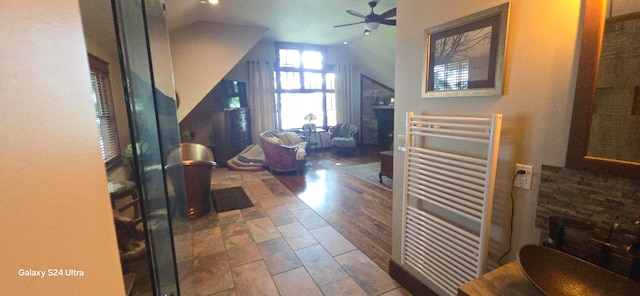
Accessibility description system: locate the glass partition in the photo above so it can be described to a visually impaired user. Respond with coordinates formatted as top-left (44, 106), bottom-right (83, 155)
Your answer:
top-left (112, 0), bottom-right (183, 294)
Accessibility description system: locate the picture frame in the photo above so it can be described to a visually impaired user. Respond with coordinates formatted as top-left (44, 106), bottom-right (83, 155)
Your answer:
top-left (422, 2), bottom-right (510, 98)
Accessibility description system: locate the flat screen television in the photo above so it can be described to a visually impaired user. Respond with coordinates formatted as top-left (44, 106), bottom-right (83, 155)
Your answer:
top-left (221, 80), bottom-right (247, 109)
top-left (206, 79), bottom-right (248, 110)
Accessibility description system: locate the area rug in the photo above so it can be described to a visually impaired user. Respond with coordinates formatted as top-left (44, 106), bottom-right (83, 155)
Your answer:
top-left (340, 162), bottom-right (392, 191)
top-left (211, 186), bottom-right (254, 212)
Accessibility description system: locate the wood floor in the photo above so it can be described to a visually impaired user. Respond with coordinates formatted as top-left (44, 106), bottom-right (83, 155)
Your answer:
top-left (273, 146), bottom-right (395, 272)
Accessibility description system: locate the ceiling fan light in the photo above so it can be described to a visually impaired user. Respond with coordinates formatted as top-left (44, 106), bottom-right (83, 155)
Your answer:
top-left (365, 21), bottom-right (379, 30)
top-left (363, 29), bottom-right (372, 36)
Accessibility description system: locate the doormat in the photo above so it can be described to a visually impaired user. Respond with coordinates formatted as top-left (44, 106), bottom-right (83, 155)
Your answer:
top-left (211, 186), bottom-right (254, 212)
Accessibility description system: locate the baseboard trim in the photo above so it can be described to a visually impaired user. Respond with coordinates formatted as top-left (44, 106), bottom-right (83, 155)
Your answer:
top-left (388, 259), bottom-right (439, 296)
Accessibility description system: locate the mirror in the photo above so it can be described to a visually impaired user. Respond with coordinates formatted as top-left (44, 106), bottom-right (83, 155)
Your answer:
top-left (566, 0), bottom-right (640, 178)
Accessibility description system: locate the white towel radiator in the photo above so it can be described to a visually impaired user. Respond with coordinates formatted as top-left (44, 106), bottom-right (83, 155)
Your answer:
top-left (400, 113), bottom-right (502, 295)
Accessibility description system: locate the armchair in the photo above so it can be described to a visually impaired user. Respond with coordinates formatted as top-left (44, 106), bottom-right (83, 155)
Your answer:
top-left (329, 123), bottom-right (359, 154)
top-left (259, 130), bottom-right (307, 173)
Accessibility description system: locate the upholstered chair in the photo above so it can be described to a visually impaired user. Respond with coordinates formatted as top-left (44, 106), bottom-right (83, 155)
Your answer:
top-left (259, 130), bottom-right (307, 173)
top-left (329, 123), bottom-right (359, 154)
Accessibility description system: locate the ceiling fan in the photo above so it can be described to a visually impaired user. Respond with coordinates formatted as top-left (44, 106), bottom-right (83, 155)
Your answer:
top-left (334, 1), bottom-right (397, 34)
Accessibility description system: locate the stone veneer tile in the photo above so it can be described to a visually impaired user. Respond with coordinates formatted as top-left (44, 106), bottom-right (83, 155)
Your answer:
top-left (254, 193), bottom-right (283, 209)
top-left (193, 227), bottom-right (225, 257)
top-left (257, 237), bottom-right (302, 275)
top-left (231, 261), bottom-right (279, 296)
top-left (277, 222), bottom-right (318, 250)
top-left (224, 233), bottom-right (262, 267)
top-left (177, 252), bottom-right (233, 296)
top-left (173, 233), bottom-right (193, 263)
top-left (536, 165), bottom-right (640, 276)
top-left (537, 165), bottom-right (640, 234)
top-left (264, 205), bottom-right (298, 226)
top-left (292, 208), bottom-right (330, 230)
top-left (295, 244), bottom-right (349, 286)
top-left (241, 178), bottom-right (263, 194)
top-left (335, 250), bottom-right (399, 295)
top-left (240, 202), bottom-right (268, 221)
top-left (310, 226), bottom-right (357, 256)
top-left (246, 217), bottom-right (282, 243)
top-left (278, 195), bottom-right (309, 212)
top-left (218, 211), bottom-right (250, 238)
top-left (187, 209), bottom-right (219, 233)
top-left (262, 177), bottom-right (292, 196)
top-left (380, 287), bottom-right (414, 296)
top-left (272, 267), bottom-right (324, 296)
top-left (245, 180), bottom-right (272, 196)
top-left (320, 277), bottom-right (367, 296)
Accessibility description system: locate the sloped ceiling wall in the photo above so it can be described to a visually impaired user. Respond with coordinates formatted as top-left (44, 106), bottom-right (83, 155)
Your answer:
top-left (170, 21), bottom-right (268, 121)
top-left (344, 28), bottom-right (396, 89)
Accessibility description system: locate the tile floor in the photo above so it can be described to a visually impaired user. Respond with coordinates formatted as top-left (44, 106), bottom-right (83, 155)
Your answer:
top-left (172, 168), bottom-right (410, 296)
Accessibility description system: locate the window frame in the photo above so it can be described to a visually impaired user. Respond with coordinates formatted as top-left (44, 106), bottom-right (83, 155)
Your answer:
top-left (274, 42), bottom-right (334, 130)
top-left (88, 54), bottom-right (121, 166)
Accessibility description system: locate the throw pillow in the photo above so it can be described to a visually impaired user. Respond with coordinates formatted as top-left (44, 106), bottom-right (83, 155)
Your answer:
top-left (266, 136), bottom-right (282, 145)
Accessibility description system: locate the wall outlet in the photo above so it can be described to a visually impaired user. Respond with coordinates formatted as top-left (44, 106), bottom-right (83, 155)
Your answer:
top-left (397, 134), bottom-right (406, 151)
top-left (514, 164), bottom-right (533, 190)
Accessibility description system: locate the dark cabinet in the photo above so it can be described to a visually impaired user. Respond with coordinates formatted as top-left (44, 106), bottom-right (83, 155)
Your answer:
top-left (211, 108), bottom-right (252, 165)
top-left (207, 80), bottom-right (252, 165)
top-left (379, 150), bottom-right (393, 182)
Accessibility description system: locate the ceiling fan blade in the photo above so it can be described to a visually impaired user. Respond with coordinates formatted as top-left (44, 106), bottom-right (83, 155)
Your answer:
top-left (334, 21), bottom-right (366, 28)
top-left (379, 7), bottom-right (397, 19)
top-left (379, 19), bottom-right (396, 26)
top-left (346, 9), bottom-right (366, 19)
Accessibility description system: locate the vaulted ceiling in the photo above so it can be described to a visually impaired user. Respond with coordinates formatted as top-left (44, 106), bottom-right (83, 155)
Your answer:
top-left (165, 0), bottom-right (397, 46)
top-left (165, 0), bottom-right (398, 118)
top-left (80, 0), bottom-right (397, 85)
top-left (80, 0), bottom-right (398, 119)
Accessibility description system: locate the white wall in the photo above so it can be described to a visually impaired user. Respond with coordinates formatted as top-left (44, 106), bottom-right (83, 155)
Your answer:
top-left (343, 27), bottom-right (396, 88)
top-left (170, 21), bottom-right (268, 121)
top-left (0, 1), bottom-right (124, 294)
top-left (392, 0), bottom-right (582, 274)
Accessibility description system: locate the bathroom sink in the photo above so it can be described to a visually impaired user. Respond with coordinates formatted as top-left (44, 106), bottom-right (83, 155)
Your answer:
top-left (518, 244), bottom-right (640, 296)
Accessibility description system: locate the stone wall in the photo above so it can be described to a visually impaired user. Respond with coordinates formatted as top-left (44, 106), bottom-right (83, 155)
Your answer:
top-left (361, 75), bottom-right (394, 146)
top-left (587, 16), bottom-right (640, 162)
top-left (537, 164), bottom-right (640, 278)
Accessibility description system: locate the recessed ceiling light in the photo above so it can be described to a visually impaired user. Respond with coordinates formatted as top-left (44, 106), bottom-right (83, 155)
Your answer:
top-left (343, 41), bottom-right (349, 45)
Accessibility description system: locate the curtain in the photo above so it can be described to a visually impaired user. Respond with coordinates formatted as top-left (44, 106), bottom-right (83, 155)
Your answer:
top-left (334, 64), bottom-right (355, 125)
top-left (247, 61), bottom-right (276, 144)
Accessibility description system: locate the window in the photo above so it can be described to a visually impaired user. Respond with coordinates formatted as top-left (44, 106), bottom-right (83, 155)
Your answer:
top-left (88, 54), bottom-right (120, 164)
top-left (275, 43), bottom-right (335, 130)
top-left (433, 60), bottom-right (470, 91)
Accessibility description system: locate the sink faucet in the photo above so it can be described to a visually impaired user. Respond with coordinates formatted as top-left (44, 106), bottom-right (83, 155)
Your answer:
top-left (592, 220), bottom-right (640, 282)
top-left (544, 215), bottom-right (593, 250)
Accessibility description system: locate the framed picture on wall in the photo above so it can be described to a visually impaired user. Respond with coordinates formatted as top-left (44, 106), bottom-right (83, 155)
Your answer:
top-left (422, 2), bottom-right (510, 98)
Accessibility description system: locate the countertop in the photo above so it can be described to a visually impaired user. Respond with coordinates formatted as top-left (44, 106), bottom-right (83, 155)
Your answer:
top-left (458, 262), bottom-right (543, 296)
